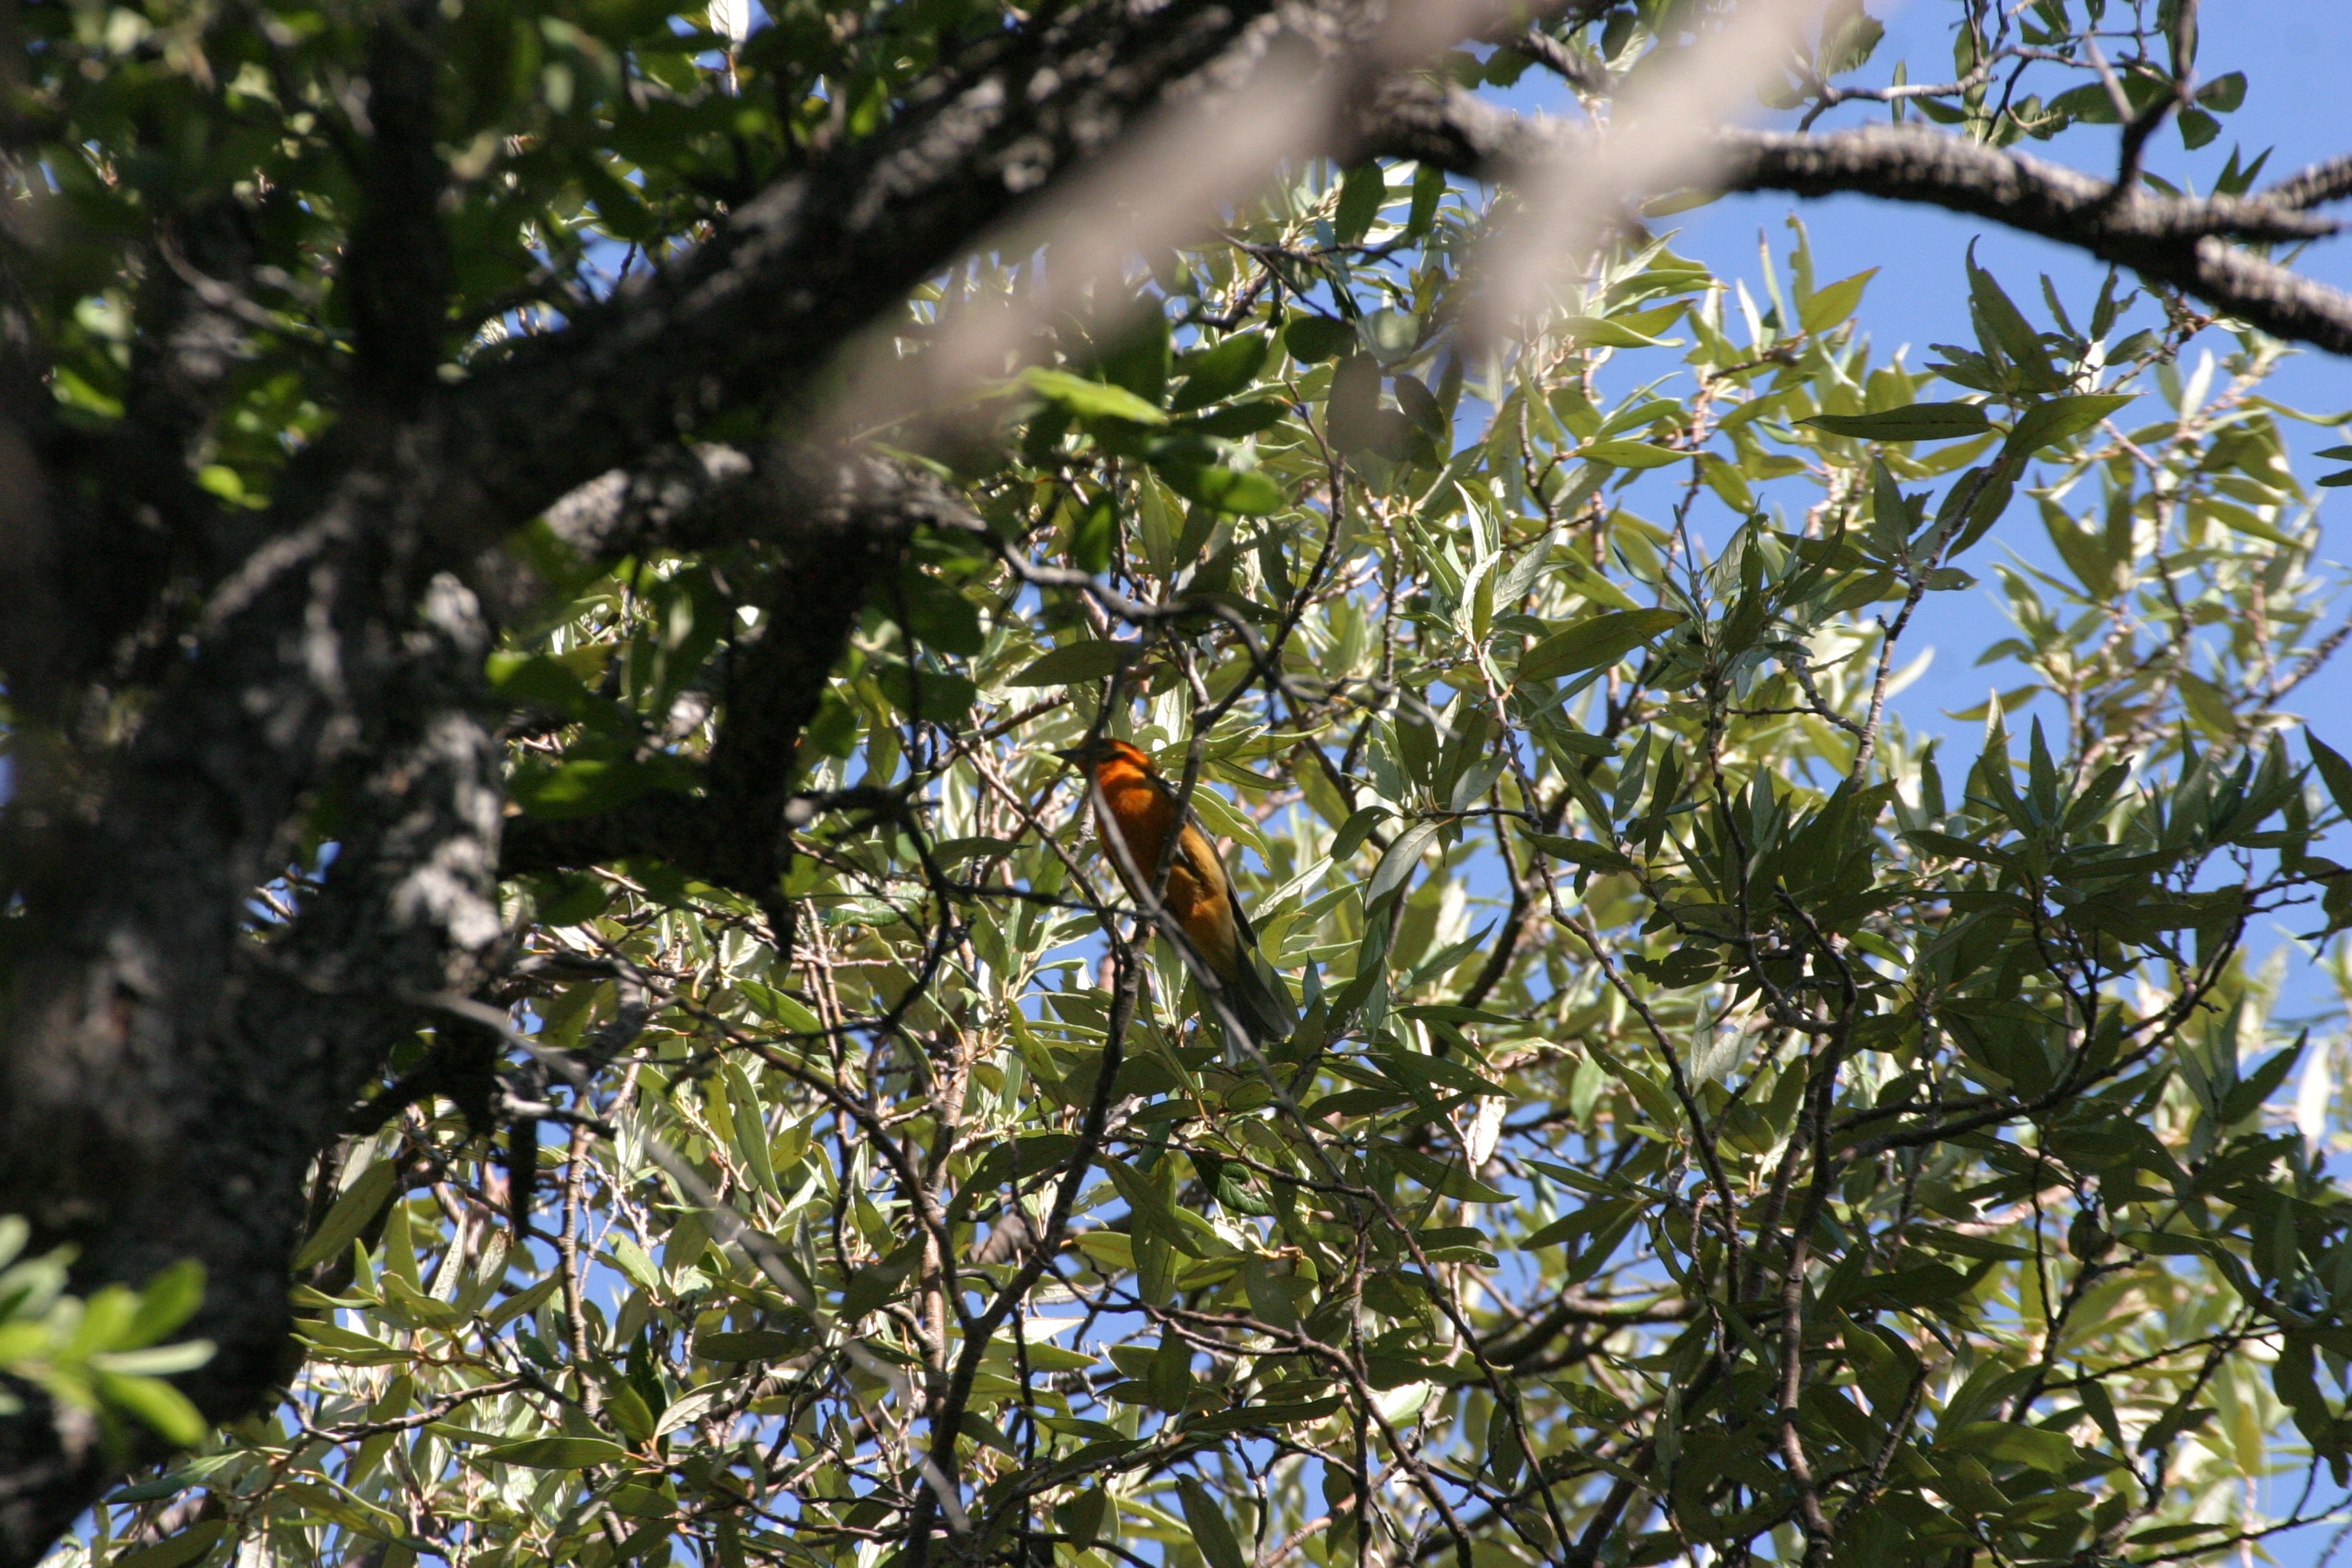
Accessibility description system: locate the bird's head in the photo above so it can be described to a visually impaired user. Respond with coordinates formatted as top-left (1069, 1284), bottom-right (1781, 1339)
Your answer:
top-left (1051, 737), bottom-right (1155, 774)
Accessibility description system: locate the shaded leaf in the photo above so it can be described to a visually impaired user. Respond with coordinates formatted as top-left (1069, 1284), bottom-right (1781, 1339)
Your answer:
top-left (1517, 610), bottom-right (1686, 685)
top-left (1011, 642), bottom-right (1138, 688)
top-left (1802, 403), bottom-right (1992, 441)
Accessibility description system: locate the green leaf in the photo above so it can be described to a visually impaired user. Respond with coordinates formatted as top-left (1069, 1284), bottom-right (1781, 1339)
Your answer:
top-left (295, 1320), bottom-right (410, 1366)
top-left (292, 1159), bottom-right (400, 1273)
top-left (877, 665), bottom-right (979, 724)
top-left (1021, 368), bottom-right (1167, 426)
top-left (1178, 1479), bottom-right (1250, 1568)
top-left (1393, 374), bottom-right (1446, 442)
top-left (1396, 1003), bottom-right (1522, 1027)
top-left (487, 652), bottom-right (594, 717)
top-left (1069, 491), bottom-right (1116, 573)
top-left (1371, 1047), bottom-right (1505, 1099)
top-left (95, 1371), bottom-right (210, 1446)
top-left (1965, 247), bottom-right (2066, 390)
top-left (898, 570), bottom-right (985, 655)
top-left (606, 1236), bottom-right (662, 1292)
top-left (1326, 355), bottom-right (1385, 455)
top-left (695, 1330), bottom-right (809, 1362)
top-left (2006, 392), bottom-right (2133, 455)
top-left (1517, 610), bottom-right (1686, 685)
top-left (1334, 162), bottom-right (1385, 246)
top-left (1170, 332), bottom-right (1271, 412)
top-left (1096, 312), bottom-right (1171, 406)
top-left (1524, 832), bottom-right (1634, 873)
top-left (1010, 641), bottom-right (1138, 688)
top-left (528, 871), bottom-right (614, 927)
top-left (1802, 402), bottom-right (1991, 441)
top-left (841, 1251), bottom-right (917, 1319)
top-left (510, 754), bottom-right (698, 821)
top-left (126, 1260), bottom-right (206, 1347)
top-left (1697, 452), bottom-right (1754, 511)
top-left (2130, 1525), bottom-right (2230, 1547)
top-left (1331, 806), bottom-right (1390, 862)
top-left (1285, 315), bottom-right (1354, 364)
top-left (90, 1341), bottom-right (216, 1378)
top-left (596, 1382), bottom-right (652, 1446)
top-left (1576, 439), bottom-right (1681, 469)
top-left (1798, 268), bottom-right (1876, 335)
top-left (482, 1436), bottom-right (632, 1468)
top-left (1184, 1394), bottom-right (1345, 1432)
top-left (2197, 498), bottom-right (2298, 548)
top-left (109, 1521), bottom-right (226, 1568)
top-left (1560, 315), bottom-right (1673, 349)
top-left (2221, 1034), bottom-right (2305, 1124)
top-left (2195, 71), bottom-right (2246, 111)
top-left (1184, 399), bottom-right (1289, 438)
top-left (1158, 461), bottom-right (1285, 515)
top-left (1521, 1197), bottom-right (1629, 1251)
top-left (1102, 1160), bottom-right (1220, 1259)
top-left (1901, 828), bottom-right (2011, 867)
top-left (1938, 1422), bottom-right (2078, 1473)
top-left (739, 981), bottom-right (825, 1032)
top-left (1367, 821), bottom-right (1442, 903)
top-left (2312, 737), bottom-right (2352, 820)
top-left (1408, 162), bottom-right (1445, 235)
top-left (1387, 1144), bottom-right (1510, 1202)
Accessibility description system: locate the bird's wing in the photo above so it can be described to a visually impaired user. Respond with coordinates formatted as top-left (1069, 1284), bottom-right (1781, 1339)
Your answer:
top-left (1224, 869), bottom-right (1259, 949)
top-left (1225, 936), bottom-right (1298, 1043)
top-left (1142, 768), bottom-right (1260, 949)
top-left (1135, 774), bottom-right (1295, 1044)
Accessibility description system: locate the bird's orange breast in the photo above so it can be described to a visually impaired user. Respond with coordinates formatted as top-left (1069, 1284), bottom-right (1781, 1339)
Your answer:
top-left (1091, 764), bottom-right (1177, 883)
top-left (1087, 762), bottom-right (1242, 976)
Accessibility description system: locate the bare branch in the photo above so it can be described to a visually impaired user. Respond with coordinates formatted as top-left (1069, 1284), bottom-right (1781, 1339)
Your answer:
top-left (2265, 153), bottom-right (2352, 211)
top-left (1358, 88), bottom-right (2352, 354)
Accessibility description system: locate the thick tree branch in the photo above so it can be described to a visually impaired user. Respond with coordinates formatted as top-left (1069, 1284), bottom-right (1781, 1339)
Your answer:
top-left (1720, 126), bottom-right (2352, 353)
top-left (1710, 123), bottom-right (2342, 243)
top-left (344, 0), bottom-right (450, 404)
top-left (1500, 24), bottom-right (1607, 96)
top-left (541, 443), bottom-right (762, 558)
top-left (0, 196), bottom-right (247, 729)
top-left (0, 577), bottom-right (504, 1563)
top-left (1358, 86), bottom-right (2352, 354)
top-left (504, 452), bottom-right (968, 908)
top-left (2265, 153), bottom-right (2352, 212)
top-left (354, 0), bottom-right (1306, 566)
top-left (446, 0), bottom-right (1501, 720)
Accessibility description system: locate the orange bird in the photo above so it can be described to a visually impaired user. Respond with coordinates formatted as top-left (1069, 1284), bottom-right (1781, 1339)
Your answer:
top-left (1054, 737), bottom-right (1298, 1045)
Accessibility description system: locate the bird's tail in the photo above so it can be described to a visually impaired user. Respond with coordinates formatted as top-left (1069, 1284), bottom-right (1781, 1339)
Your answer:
top-left (1211, 948), bottom-right (1298, 1049)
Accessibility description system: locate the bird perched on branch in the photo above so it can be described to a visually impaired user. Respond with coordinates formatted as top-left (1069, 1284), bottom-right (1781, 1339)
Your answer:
top-left (1053, 737), bottom-right (1298, 1047)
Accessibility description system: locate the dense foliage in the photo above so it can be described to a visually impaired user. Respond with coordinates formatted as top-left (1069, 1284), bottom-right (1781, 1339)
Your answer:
top-left (13, 2), bottom-right (2352, 1567)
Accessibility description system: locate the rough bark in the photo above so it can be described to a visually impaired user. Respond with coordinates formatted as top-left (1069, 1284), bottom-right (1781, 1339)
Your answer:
top-left (0, 573), bottom-right (503, 1561)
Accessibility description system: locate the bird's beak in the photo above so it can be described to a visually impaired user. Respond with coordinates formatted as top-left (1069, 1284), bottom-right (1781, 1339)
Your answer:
top-left (1050, 746), bottom-right (1084, 765)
